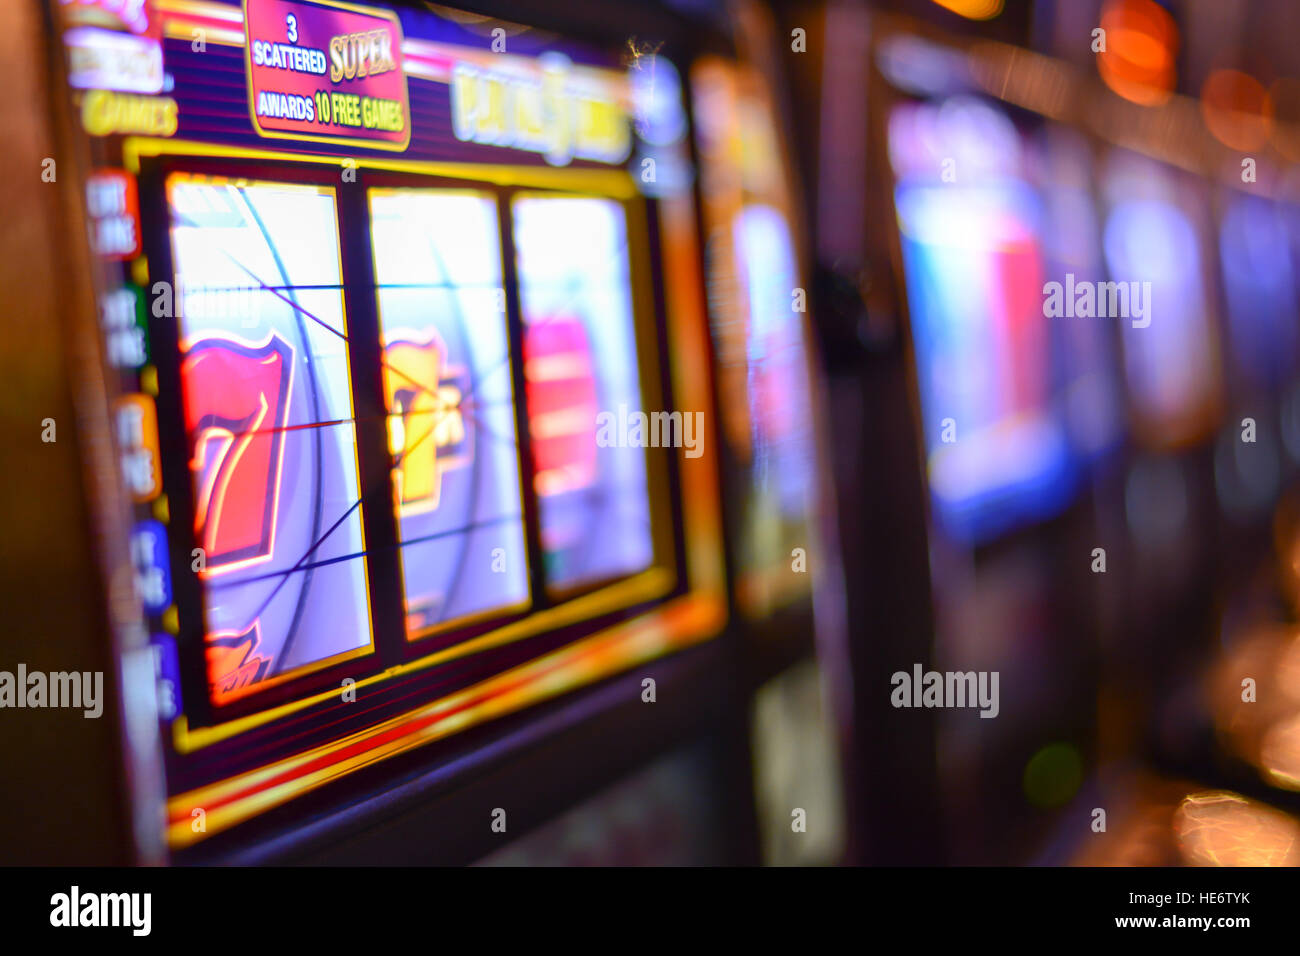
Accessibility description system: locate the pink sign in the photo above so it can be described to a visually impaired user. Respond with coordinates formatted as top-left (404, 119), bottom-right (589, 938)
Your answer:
top-left (244, 0), bottom-right (409, 151)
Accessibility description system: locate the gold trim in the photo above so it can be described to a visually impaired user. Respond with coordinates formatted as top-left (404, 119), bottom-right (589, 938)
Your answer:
top-left (366, 184), bottom-right (535, 644)
top-left (173, 566), bottom-right (674, 752)
top-left (123, 137), bottom-right (639, 197)
top-left (162, 23), bottom-right (244, 46)
top-left (138, 140), bottom-right (667, 750)
top-left (133, 136), bottom-right (729, 850)
top-left (153, 0), bottom-right (245, 22)
top-left (164, 172), bottom-right (379, 705)
top-left (168, 588), bottom-right (725, 847)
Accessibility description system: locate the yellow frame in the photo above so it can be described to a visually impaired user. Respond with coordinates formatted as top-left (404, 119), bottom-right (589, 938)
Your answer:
top-left (123, 137), bottom-right (639, 197)
top-left (508, 188), bottom-right (676, 603)
top-left (366, 185), bottom-right (535, 643)
top-left (123, 135), bottom-right (727, 850)
top-left (135, 137), bottom-right (678, 749)
top-left (167, 584), bottom-right (724, 848)
top-left (164, 172), bottom-right (378, 703)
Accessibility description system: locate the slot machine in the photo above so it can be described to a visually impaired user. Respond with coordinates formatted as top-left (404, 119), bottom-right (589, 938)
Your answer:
top-left (690, 0), bottom-right (852, 865)
top-left (0, 0), bottom-right (849, 865)
top-left (853, 20), bottom-right (1115, 863)
top-left (857, 0), bottom-right (1300, 866)
top-left (856, 10), bottom-right (1300, 862)
top-left (1073, 152), bottom-right (1300, 863)
top-left (1145, 149), bottom-right (1300, 846)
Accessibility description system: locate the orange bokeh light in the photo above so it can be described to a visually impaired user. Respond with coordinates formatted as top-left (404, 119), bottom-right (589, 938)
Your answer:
top-left (1269, 78), bottom-right (1300, 160)
top-left (1173, 790), bottom-right (1300, 866)
top-left (1096, 0), bottom-right (1178, 106)
top-left (932, 0), bottom-right (1004, 20)
top-left (1200, 69), bottom-right (1273, 151)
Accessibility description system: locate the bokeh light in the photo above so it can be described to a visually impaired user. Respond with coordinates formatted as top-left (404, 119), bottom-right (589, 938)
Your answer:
top-left (1096, 0), bottom-right (1178, 107)
top-left (932, 0), bottom-right (1004, 21)
top-left (1023, 743), bottom-right (1085, 808)
top-left (1173, 790), bottom-right (1300, 866)
top-left (1200, 69), bottom-right (1273, 151)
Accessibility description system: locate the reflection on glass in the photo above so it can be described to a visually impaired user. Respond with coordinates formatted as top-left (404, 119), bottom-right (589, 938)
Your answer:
top-left (735, 204), bottom-right (815, 527)
top-left (370, 189), bottom-right (531, 637)
top-left (167, 174), bottom-right (371, 704)
top-left (513, 196), bottom-right (654, 592)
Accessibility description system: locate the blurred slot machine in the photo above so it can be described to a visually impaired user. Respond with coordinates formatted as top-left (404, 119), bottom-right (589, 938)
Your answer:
top-left (1215, 187), bottom-right (1300, 510)
top-left (1070, 9), bottom-right (1300, 812)
top-left (1266, 177), bottom-right (1300, 621)
top-left (1208, 171), bottom-right (1300, 606)
top-left (1089, 149), bottom-right (1231, 735)
top-left (845, 1), bottom-right (1300, 867)
top-left (12, 0), bottom-right (848, 865)
top-left (870, 27), bottom-right (1127, 864)
top-left (691, 0), bottom-right (850, 866)
top-left (1089, 14), bottom-right (1300, 866)
top-left (1059, 0), bottom-right (1300, 864)
top-left (876, 2), bottom-right (1300, 864)
top-left (1153, 160), bottom-right (1300, 835)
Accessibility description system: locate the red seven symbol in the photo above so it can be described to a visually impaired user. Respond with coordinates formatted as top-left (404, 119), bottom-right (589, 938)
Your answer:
top-left (181, 332), bottom-right (294, 576)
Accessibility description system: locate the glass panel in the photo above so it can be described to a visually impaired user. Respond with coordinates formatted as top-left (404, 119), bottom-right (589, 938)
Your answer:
top-left (369, 188), bottom-right (530, 638)
top-left (513, 196), bottom-right (655, 592)
top-left (166, 174), bottom-right (372, 704)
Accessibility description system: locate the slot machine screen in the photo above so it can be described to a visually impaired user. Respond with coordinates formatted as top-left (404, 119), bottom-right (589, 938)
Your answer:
top-left (1099, 150), bottom-right (1223, 448)
top-left (368, 188), bottom-right (531, 637)
top-left (167, 175), bottom-right (374, 701)
top-left (888, 96), bottom-right (1077, 545)
top-left (1213, 190), bottom-right (1299, 516)
top-left (692, 54), bottom-right (821, 616)
top-left (1218, 193), bottom-right (1299, 393)
top-left (513, 195), bottom-right (656, 592)
top-left (57, 0), bottom-right (729, 855)
top-left (1030, 126), bottom-right (1123, 465)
